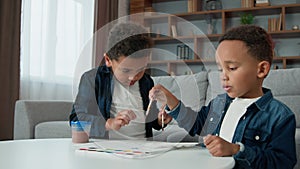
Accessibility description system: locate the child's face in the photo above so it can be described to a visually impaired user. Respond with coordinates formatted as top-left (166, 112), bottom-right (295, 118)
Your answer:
top-left (105, 54), bottom-right (149, 86)
top-left (215, 40), bottom-right (266, 98)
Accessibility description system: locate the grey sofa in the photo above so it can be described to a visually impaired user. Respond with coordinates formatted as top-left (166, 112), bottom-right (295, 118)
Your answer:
top-left (14, 68), bottom-right (300, 168)
top-left (14, 100), bottom-right (73, 139)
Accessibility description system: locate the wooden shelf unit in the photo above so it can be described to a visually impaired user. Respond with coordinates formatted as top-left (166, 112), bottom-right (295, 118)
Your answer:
top-left (130, 1), bottom-right (300, 76)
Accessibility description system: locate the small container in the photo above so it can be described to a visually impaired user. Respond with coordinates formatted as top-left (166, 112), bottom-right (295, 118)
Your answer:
top-left (71, 121), bottom-right (91, 143)
top-left (292, 25), bottom-right (299, 30)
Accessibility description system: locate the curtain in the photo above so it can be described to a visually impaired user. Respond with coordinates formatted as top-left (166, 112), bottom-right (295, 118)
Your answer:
top-left (94, 0), bottom-right (119, 66)
top-left (118, 0), bottom-right (130, 19)
top-left (20, 0), bottom-right (95, 100)
top-left (95, 0), bottom-right (118, 30)
top-left (0, 0), bottom-right (21, 140)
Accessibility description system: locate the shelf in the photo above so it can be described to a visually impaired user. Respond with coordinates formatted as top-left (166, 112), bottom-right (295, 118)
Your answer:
top-left (144, 14), bottom-right (169, 20)
top-left (285, 4), bottom-right (300, 13)
top-left (149, 59), bottom-right (216, 64)
top-left (152, 0), bottom-right (182, 3)
top-left (175, 10), bottom-right (223, 20)
top-left (224, 7), bottom-right (282, 18)
top-left (150, 56), bottom-right (300, 64)
top-left (144, 4), bottom-right (300, 20)
top-left (270, 30), bottom-right (300, 38)
top-left (152, 34), bottom-right (222, 42)
top-left (148, 56), bottom-right (300, 73)
top-left (152, 36), bottom-right (194, 43)
top-left (274, 56), bottom-right (300, 60)
top-left (152, 30), bottom-right (300, 41)
top-left (273, 56), bottom-right (300, 69)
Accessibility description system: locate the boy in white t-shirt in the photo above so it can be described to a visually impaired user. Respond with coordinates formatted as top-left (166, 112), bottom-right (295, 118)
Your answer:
top-left (149, 25), bottom-right (297, 168)
top-left (70, 22), bottom-right (167, 140)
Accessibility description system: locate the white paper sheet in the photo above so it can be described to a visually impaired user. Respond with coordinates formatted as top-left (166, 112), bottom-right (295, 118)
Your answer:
top-left (77, 140), bottom-right (200, 159)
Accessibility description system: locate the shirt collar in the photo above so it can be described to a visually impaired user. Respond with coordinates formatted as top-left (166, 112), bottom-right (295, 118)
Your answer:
top-left (225, 88), bottom-right (273, 112)
top-left (249, 88), bottom-right (273, 111)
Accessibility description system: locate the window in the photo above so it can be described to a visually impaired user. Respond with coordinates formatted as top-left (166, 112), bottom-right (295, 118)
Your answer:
top-left (21, 0), bottom-right (95, 100)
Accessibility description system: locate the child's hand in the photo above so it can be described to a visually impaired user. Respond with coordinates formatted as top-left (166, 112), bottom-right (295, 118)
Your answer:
top-left (149, 84), bottom-right (179, 110)
top-left (105, 110), bottom-right (136, 130)
top-left (203, 134), bottom-right (240, 157)
top-left (149, 84), bottom-right (168, 105)
top-left (157, 106), bottom-right (172, 127)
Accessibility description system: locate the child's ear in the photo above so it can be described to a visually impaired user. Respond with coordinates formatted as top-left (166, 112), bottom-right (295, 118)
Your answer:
top-left (104, 53), bottom-right (112, 67)
top-left (257, 61), bottom-right (270, 78)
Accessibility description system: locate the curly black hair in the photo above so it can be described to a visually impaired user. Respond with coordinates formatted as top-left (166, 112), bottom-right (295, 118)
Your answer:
top-left (106, 22), bottom-right (153, 61)
top-left (219, 25), bottom-right (273, 64)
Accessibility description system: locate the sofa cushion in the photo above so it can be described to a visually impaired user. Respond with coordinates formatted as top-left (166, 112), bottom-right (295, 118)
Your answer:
top-left (14, 100), bottom-right (73, 139)
top-left (264, 68), bottom-right (300, 127)
top-left (152, 71), bottom-right (208, 111)
top-left (206, 71), bottom-right (224, 105)
top-left (35, 121), bottom-right (71, 139)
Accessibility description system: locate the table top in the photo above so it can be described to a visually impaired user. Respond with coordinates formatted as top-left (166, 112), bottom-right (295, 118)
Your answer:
top-left (0, 138), bottom-right (234, 169)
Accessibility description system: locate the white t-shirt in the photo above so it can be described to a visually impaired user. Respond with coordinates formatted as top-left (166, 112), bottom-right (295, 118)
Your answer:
top-left (219, 97), bottom-right (260, 143)
top-left (109, 77), bottom-right (146, 139)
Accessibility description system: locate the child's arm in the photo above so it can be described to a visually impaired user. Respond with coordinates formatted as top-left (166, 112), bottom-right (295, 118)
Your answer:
top-left (149, 84), bottom-right (207, 135)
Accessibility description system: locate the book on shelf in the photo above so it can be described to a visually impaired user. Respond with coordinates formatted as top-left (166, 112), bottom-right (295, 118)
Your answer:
top-left (176, 45), bottom-right (191, 60)
top-left (188, 0), bottom-right (193, 12)
top-left (256, 0), bottom-right (268, 2)
top-left (268, 14), bottom-right (282, 32)
top-left (277, 13), bottom-right (282, 31)
top-left (192, 0), bottom-right (198, 12)
top-left (241, 0), bottom-right (254, 8)
top-left (171, 25), bottom-right (177, 37)
top-left (187, 0), bottom-right (198, 12)
top-left (255, 0), bottom-right (270, 7)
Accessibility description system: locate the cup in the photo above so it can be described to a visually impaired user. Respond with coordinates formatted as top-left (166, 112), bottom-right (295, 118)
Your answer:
top-left (71, 121), bottom-right (91, 143)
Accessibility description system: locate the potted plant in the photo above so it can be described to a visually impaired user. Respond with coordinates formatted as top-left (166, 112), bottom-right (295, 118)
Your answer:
top-left (240, 13), bottom-right (254, 25)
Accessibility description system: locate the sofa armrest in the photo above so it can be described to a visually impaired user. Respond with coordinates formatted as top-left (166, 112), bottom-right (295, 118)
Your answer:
top-left (14, 100), bottom-right (73, 139)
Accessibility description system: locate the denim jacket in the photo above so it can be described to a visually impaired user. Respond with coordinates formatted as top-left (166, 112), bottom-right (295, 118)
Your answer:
top-left (70, 65), bottom-right (161, 139)
top-left (169, 88), bottom-right (297, 169)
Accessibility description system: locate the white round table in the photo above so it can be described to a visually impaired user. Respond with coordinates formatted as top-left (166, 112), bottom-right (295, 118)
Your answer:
top-left (0, 138), bottom-right (234, 169)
